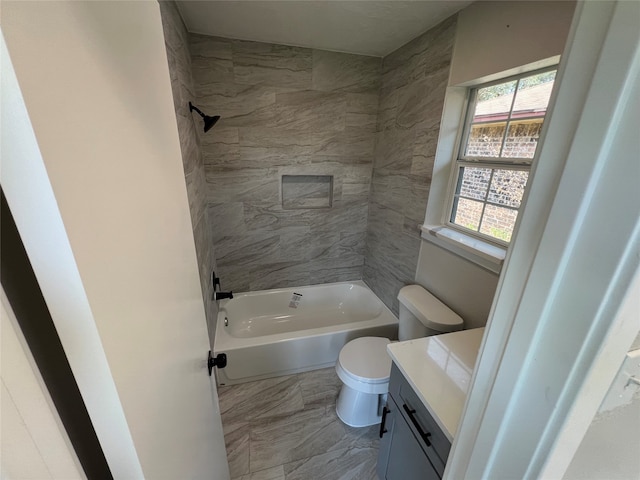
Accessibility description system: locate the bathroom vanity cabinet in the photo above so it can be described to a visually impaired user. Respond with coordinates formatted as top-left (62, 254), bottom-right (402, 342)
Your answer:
top-left (377, 328), bottom-right (485, 480)
top-left (377, 364), bottom-right (450, 480)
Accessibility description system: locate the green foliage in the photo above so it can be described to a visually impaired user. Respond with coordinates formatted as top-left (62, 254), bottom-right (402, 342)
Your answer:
top-left (460, 223), bottom-right (511, 242)
top-left (519, 71), bottom-right (556, 90)
top-left (457, 221), bottom-right (511, 242)
top-left (487, 226), bottom-right (511, 242)
top-left (477, 81), bottom-right (516, 102)
top-left (477, 71), bottom-right (556, 102)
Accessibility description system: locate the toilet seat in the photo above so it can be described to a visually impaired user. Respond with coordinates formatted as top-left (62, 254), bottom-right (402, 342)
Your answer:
top-left (336, 337), bottom-right (391, 394)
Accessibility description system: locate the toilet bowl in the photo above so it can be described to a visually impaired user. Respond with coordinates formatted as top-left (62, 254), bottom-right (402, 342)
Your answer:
top-left (335, 337), bottom-right (391, 427)
top-left (335, 285), bottom-right (464, 427)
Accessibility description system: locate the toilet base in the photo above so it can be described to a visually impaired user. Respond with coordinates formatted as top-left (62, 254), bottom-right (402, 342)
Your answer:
top-left (335, 384), bottom-right (386, 427)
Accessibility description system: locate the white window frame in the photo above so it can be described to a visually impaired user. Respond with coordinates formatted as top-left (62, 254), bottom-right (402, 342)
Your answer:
top-left (421, 58), bottom-right (561, 273)
top-left (445, 66), bottom-right (558, 247)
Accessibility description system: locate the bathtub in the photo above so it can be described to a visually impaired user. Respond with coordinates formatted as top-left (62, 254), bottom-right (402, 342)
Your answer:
top-left (213, 280), bottom-right (398, 386)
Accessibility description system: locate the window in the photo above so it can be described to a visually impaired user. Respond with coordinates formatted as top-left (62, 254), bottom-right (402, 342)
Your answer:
top-left (448, 68), bottom-right (557, 244)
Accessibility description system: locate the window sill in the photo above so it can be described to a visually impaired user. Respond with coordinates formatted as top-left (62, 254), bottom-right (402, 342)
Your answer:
top-left (421, 225), bottom-right (506, 274)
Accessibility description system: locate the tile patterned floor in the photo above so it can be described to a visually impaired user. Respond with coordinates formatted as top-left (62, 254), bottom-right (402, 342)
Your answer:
top-left (218, 368), bottom-right (380, 480)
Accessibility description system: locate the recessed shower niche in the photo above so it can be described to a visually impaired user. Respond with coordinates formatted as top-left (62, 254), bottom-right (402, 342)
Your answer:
top-left (281, 175), bottom-right (334, 209)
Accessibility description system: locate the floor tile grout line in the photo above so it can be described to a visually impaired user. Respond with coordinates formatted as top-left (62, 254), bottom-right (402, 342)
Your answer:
top-left (221, 367), bottom-right (379, 480)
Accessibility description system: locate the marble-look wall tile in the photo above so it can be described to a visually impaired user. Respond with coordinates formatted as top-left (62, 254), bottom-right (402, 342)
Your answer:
top-left (382, 15), bottom-right (456, 91)
top-left (174, 13), bottom-right (454, 302)
top-left (196, 84), bottom-right (277, 121)
top-left (314, 265), bottom-right (365, 286)
top-left (201, 126), bottom-right (240, 167)
top-left (402, 179), bottom-right (430, 233)
top-left (205, 168), bottom-right (281, 204)
top-left (395, 68), bottom-right (450, 130)
top-left (276, 231), bottom-right (336, 263)
top-left (340, 127), bottom-right (377, 157)
top-left (175, 113), bottom-right (202, 174)
top-left (363, 259), bottom-right (405, 314)
top-left (340, 163), bottom-right (375, 183)
top-left (215, 233), bottom-right (282, 269)
top-left (184, 163), bottom-right (208, 227)
top-left (364, 15), bottom-right (457, 314)
top-left (346, 93), bottom-right (379, 132)
top-left (190, 34), bottom-right (234, 86)
top-left (342, 182), bottom-right (370, 198)
top-left (373, 127), bottom-right (416, 171)
top-left (248, 263), bottom-right (312, 292)
top-left (369, 171), bottom-right (413, 214)
top-left (376, 87), bottom-right (398, 132)
top-left (312, 50), bottom-right (381, 93)
top-left (159, 1), bottom-right (219, 341)
top-left (241, 203), bottom-right (315, 232)
top-left (411, 125), bottom-right (440, 179)
top-left (237, 129), bottom-right (336, 167)
top-left (233, 41), bottom-right (313, 89)
top-left (190, 32), bottom-right (381, 293)
top-left (209, 202), bottom-right (247, 241)
top-left (309, 200), bottom-right (369, 233)
top-left (366, 201), bottom-right (404, 233)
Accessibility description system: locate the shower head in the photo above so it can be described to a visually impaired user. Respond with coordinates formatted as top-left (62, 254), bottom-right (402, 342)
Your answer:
top-left (203, 114), bottom-right (220, 132)
top-left (189, 102), bottom-right (220, 133)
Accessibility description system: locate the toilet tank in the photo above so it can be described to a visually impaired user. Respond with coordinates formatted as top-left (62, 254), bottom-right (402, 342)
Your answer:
top-left (397, 285), bottom-right (464, 341)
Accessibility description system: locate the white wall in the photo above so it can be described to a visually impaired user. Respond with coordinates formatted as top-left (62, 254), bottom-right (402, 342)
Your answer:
top-left (416, 242), bottom-right (498, 330)
top-left (415, 0), bottom-right (575, 328)
top-left (450, 0), bottom-right (576, 86)
top-left (1, 1), bottom-right (229, 478)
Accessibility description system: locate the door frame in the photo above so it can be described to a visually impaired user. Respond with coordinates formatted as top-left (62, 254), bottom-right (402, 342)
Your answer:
top-left (446, 1), bottom-right (640, 478)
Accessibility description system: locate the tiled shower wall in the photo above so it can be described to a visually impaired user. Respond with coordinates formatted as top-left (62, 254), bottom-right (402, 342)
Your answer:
top-left (158, 1), bottom-right (219, 344)
top-left (161, 2), bottom-right (457, 314)
top-left (363, 17), bottom-right (457, 314)
top-left (189, 34), bottom-right (382, 292)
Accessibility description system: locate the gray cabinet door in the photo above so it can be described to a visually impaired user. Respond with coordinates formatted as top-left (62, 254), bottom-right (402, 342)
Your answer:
top-left (383, 401), bottom-right (440, 480)
top-left (377, 403), bottom-right (396, 480)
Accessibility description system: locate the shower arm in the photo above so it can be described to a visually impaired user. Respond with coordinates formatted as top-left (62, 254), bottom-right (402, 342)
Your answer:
top-left (189, 102), bottom-right (206, 118)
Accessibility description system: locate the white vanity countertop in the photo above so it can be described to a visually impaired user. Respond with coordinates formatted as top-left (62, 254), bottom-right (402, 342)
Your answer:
top-left (387, 327), bottom-right (485, 442)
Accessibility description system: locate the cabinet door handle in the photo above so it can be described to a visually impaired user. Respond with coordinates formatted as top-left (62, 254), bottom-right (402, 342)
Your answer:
top-left (403, 403), bottom-right (432, 446)
top-left (379, 406), bottom-right (390, 438)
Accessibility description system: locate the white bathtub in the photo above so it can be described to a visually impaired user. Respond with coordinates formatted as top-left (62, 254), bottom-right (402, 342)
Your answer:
top-left (213, 280), bottom-right (398, 386)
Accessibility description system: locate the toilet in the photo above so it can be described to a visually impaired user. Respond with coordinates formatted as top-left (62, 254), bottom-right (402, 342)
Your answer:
top-left (335, 285), bottom-right (464, 427)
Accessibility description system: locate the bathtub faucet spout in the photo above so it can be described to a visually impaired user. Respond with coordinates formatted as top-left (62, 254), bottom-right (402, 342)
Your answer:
top-left (213, 291), bottom-right (233, 301)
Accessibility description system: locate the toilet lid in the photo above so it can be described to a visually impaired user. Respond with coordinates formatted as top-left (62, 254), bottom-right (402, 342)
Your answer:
top-left (338, 337), bottom-right (392, 384)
